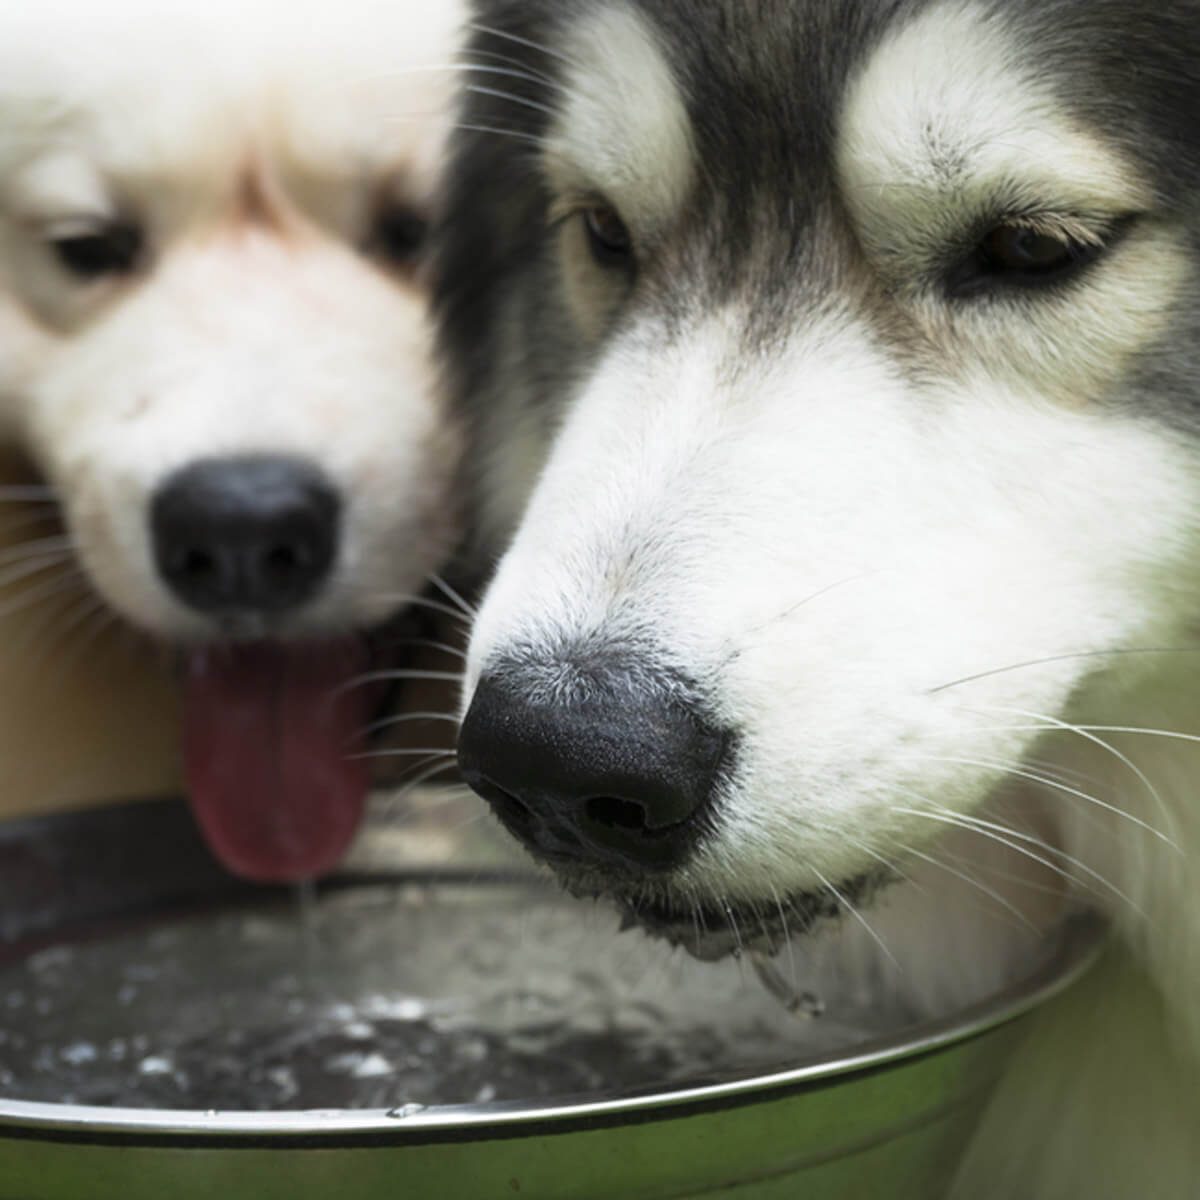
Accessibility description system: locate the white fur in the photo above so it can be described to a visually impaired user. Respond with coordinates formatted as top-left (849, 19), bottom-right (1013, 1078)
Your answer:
top-left (0, 0), bottom-right (464, 639)
top-left (465, 2), bottom-right (1200, 1191)
top-left (543, 5), bottom-right (694, 232)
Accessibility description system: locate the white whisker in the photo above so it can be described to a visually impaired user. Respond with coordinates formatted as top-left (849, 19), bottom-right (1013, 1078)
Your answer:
top-left (899, 752), bottom-right (1178, 850)
top-left (0, 565), bottom-right (85, 621)
top-left (895, 839), bottom-right (1038, 932)
top-left (372, 592), bottom-right (473, 627)
top-left (967, 703), bottom-right (1179, 846)
top-left (893, 802), bottom-right (1142, 915)
top-left (811, 865), bottom-right (898, 968)
top-left (0, 534), bottom-right (74, 569)
top-left (468, 22), bottom-right (575, 67)
top-left (361, 710), bottom-right (459, 739)
top-left (338, 668), bottom-right (463, 697)
top-left (393, 637), bottom-right (467, 661)
top-left (428, 572), bottom-right (477, 618)
top-left (929, 647), bottom-right (1200, 694)
top-left (463, 84), bottom-right (558, 119)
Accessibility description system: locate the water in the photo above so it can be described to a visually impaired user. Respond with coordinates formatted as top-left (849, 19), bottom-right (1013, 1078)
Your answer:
top-left (0, 881), bottom-right (903, 1113)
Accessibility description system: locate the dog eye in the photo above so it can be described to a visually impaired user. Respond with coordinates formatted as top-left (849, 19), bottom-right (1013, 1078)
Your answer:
top-left (52, 223), bottom-right (142, 279)
top-left (951, 223), bottom-right (1103, 295)
top-left (373, 206), bottom-right (428, 268)
top-left (583, 205), bottom-right (633, 267)
top-left (980, 226), bottom-right (1092, 276)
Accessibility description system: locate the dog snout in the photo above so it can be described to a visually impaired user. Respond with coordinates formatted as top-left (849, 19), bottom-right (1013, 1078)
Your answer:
top-left (151, 455), bottom-right (339, 617)
top-left (457, 663), bottom-right (732, 872)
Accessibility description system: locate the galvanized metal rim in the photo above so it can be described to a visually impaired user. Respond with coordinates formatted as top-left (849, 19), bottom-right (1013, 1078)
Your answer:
top-left (0, 913), bottom-right (1105, 1144)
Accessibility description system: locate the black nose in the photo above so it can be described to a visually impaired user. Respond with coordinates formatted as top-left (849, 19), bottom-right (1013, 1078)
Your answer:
top-left (151, 456), bottom-right (339, 616)
top-left (457, 663), bottom-right (731, 873)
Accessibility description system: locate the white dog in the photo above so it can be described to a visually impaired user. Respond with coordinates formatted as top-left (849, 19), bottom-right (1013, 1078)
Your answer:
top-left (0, 0), bottom-right (464, 879)
top-left (442, 2), bottom-right (1200, 1194)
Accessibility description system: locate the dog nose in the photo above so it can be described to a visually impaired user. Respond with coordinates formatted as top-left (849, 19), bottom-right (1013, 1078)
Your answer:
top-left (457, 665), bottom-right (730, 872)
top-left (151, 456), bottom-right (339, 616)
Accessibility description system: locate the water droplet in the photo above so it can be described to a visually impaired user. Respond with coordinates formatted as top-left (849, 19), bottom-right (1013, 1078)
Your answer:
top-left (386, 1103), bottom-right (426, 1120)
top-left (60, 1042), bottom-right (97, 1066)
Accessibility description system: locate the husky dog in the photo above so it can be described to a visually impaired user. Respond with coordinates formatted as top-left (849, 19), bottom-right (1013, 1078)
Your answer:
top-left (441, 1), bottom-right (1200, 1193)
top-left (0, 0), bottom-right (466, 879)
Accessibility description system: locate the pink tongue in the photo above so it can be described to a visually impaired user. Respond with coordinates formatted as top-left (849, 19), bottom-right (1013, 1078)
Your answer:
top-left (183, 639), bottom-right (370, 883)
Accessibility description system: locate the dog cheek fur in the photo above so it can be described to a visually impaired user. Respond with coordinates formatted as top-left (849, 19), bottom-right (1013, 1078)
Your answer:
top-left (471, 306), bottom-right (1200, 911)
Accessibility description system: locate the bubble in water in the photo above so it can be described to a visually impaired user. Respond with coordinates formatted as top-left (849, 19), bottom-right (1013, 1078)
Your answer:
top-left (60, 1042), bottom-right (97, 1066)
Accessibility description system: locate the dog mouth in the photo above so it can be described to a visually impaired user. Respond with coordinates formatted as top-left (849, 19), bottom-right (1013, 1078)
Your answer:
top-left (178, 608), bottom-right (451, 886)
top-left (180, 634), bottom-right (373, 886)
top-left (556, 866), bottom-right (892, 963)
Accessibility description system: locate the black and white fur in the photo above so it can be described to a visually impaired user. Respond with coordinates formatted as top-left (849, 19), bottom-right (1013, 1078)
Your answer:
top-left (438, 2), bottom-right (1200, 1194)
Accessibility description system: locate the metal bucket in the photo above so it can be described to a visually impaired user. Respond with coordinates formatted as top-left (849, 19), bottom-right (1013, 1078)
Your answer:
top-left (0, 797), bottom-right (1104, 1200)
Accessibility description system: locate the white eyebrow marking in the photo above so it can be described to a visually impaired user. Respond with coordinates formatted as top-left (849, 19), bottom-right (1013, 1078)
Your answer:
top-left (543, 3), bottom-right (695, 229)
top-left (7, 154), bottom-right (112, 225)
top-left (837, 0), bottom-right (1149, 247)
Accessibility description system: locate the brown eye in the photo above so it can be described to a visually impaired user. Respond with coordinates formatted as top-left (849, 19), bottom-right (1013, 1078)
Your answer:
top-left (949, 220), bottom-right (1110, 297)
top-left (980, 225), bottom-right (1081, 275)
top-left (52, 222), bottom-right (142, 279)
top-left (582, 205), bottom-right (633, 267)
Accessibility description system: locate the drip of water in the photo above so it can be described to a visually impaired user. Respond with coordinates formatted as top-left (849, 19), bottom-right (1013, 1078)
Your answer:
top-left (294, 879), bottom-right (320, 990)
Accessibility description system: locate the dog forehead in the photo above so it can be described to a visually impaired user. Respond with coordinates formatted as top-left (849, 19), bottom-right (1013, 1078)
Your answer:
top-left (0, 0), bottom-right (461, 184)
top-left (544, 0), bottom-right (1200, 222)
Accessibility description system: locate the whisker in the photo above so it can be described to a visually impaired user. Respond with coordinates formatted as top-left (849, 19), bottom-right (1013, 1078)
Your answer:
top-left (382, 114), bottom-right (544, 148)
top-left (1072, 724), bottom-right (1200, 748)
top-left (0, 552), bottom-right (77, 595)
top-left (839, 830), bottom-right (921, 890)
top-left (899, 752), bottom-right (1178, 850)
top-left (719, 899), bottom-right (746, 959)
top-left (428, 572), bottom-right (478, 619)
top-left (378, 760), bottom-right (462, 806)
top-left (767, 882), bottom-right (798, 987)
top-left (929, 647), bottom-right (1200, 694)
top-left (338, 668), bottom-right (463, 697)
top-left (893, 801), bottom-right (1142, 915)
top-left (468, 21), bottom-right (576, 67)
top-left (450, 121), bottom-right (543, 147)
top-left (344, 60), bottom-right (559, 89)
top-left (360, 710), bottom-right (459, 739)
top-left (463, 84), bottom-right (559, 119)
top-left (351, 747), bottom-right (457, 761)
top-left (812, 865), bottom-right (898, 969)
top-left (40, 603), bottom-right (123, 692)
top-left (467, 49), bottom-right (559, 88)
top-left (720, 571), bottom-right (877, 667)
top-left (393, 637), bottom-right (468, 661)
top-left (3, 579), bottom-right (97, 661)
top-left (0, 565), bottom-right (85, 621)
top-left (894, 839), bottom-right (1038, 933)
top-left (371, 593), bottom-right (473, 628)
top-left (966, 703), bottom-right (1178, 846)
top-left (0, 534), bottom-right (74, 568)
